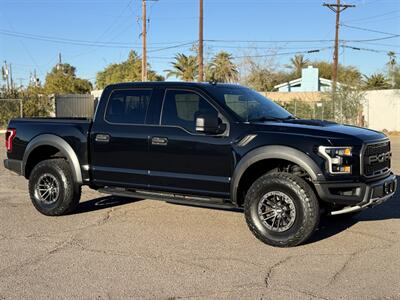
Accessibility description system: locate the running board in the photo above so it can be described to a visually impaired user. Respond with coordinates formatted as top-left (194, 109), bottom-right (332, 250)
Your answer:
top-left (98, 187), bottom-right (239, 210)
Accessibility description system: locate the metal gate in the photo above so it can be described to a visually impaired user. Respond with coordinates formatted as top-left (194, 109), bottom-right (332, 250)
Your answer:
top-left (55, 94), bottom-right (95, 118)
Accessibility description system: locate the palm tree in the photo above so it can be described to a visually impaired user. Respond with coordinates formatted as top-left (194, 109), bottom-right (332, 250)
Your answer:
top-left (164, 54), bottom-right (198, 82)
top-left (387, 51), bottom-right (397, 67)
top-left (363, 73), bottom-right (390, 90)
top-left (285, 54), bottom-right (310, 77)
top-left (208, 51), bottom-right (239, 83)
top-left (387, 51), bottom-right (397, 87)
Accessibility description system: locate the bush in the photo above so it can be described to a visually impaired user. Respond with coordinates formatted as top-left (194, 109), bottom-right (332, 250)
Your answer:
top-left (0, 99), bottom-right (21, 128)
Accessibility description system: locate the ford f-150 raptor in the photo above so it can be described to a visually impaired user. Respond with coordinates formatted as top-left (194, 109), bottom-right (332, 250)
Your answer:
top-left (4, 82), bottom-right (397, 247)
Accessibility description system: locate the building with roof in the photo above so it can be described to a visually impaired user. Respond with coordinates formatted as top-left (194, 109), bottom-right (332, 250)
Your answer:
top-left (274, 66), bottom-right (338, 92)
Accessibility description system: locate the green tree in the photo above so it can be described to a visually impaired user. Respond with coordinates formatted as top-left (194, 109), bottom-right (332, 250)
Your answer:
top-left (96, 51), bottom-right (164, 89)
top-left (22, 85), bottom-right (53, 117)
top-left (285, 54), bottom-right (310, 77)
top-left (394, 66), bottom-right (400, 88)
top-left (0, 86), bottom-right (21, 128)
top-left (208, 51), bottom-right (239, 83)
top-left (165, 53), bottom-right (198, 81)
top-left (363, 73), bottom-right (390, 90)
top-left (0, 84), bottom-right (53, 127)
top-left (311, 61), bottom-right (362, 85)
top-left (324, 76), bottom-right (365, 125)
top-left (44, 63), bottom-right (92, 94)
top-left (245, 64), bottom-right (294, 91)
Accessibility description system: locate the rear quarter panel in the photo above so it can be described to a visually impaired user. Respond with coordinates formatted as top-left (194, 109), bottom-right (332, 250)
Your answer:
top-left (7, 118), bottom-right (91, 166)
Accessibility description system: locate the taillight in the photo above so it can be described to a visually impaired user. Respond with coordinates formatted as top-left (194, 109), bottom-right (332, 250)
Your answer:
top-left (5, 129), bottom-right (16, 152)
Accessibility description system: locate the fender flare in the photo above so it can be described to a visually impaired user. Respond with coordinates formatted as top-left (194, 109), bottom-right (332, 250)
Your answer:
top-left (22, 134), bottom-right (83, 184)
top-left (231, 145), bottom-right (324, 205)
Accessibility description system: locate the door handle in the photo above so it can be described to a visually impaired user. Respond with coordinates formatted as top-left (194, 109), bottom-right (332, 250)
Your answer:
top-left (95, 134), bottom-right (110, 143)
top-left (151, 136), bottom-right (168, 146)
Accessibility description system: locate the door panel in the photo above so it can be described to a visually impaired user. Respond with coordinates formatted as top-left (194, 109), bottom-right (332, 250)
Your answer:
top-left (146, 89), bottom-right (233, 197)
top-left (91, 124), bottom-right (150, 188)
top-left (147, 127), bottom-right (233, 196)
top-left (90, 88), bottom-right (152, 188)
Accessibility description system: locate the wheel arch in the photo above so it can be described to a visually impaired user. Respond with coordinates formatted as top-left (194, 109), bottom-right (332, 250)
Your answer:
top-left (22, 134), bottom-right (83, 184)
top-left (231, 145), bottom-right (324, 206)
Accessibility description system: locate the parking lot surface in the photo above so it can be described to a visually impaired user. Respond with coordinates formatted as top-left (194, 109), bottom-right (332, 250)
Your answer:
top-left (0, 136), bottom-right (399, 299)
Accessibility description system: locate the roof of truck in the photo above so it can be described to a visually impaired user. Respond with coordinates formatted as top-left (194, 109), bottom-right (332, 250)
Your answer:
top-left (105, 81), bottom-right (243, 90)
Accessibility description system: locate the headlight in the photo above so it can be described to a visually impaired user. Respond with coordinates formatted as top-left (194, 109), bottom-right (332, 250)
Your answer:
top-left (318, 146), bottom-right (352, 174)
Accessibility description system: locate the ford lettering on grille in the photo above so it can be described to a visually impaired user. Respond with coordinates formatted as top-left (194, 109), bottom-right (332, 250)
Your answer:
top-left (363, 141), bottom-right (391, 177)
top-left (368, 152), bottom-right (391, 165)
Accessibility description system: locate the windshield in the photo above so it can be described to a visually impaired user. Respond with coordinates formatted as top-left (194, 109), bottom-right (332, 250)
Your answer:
top-left (208, 85), bottom-right (293, 122)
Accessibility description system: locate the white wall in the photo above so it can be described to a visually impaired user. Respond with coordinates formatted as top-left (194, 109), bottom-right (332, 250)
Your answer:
top-left (91, 89), bottom-right (103, 100)
top-left (363, 89), bottom-right (400, 132)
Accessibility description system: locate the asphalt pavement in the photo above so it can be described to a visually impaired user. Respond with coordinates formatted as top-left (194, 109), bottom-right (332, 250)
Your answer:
top-left (0, 136), bottom-right (399, 299)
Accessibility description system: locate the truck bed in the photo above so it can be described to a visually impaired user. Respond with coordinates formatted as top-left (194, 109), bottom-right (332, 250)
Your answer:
top-left (6, 117), bottom-right (92, 167)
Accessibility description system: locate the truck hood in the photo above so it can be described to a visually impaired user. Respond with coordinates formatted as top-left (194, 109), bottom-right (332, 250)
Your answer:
top-left (253, 119), bottom-right (387, 145)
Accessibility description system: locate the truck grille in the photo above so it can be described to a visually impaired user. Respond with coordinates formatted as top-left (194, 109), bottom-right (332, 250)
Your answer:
top-left (362, 141), bottom-right (391, 177)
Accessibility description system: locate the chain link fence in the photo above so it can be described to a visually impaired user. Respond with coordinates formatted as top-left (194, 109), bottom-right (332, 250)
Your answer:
top-left (0, 99), bottom-right (23, 129)
top-left (273, 94), bottom-right (364, 126)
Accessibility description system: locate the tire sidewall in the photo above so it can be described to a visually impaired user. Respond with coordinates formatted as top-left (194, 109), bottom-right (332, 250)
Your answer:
top-left (29, 160), bottom-right (72, 215)
top-left (245, 173), bottom-right (319, 246)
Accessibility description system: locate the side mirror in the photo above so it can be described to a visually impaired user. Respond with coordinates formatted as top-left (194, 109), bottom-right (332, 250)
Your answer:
top-left (195, 113), bottom-right (226, 134)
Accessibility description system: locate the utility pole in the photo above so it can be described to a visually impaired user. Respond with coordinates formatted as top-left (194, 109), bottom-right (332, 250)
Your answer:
top-left (2, 61), bottom-right (10, 91)
top-left (57, 52), bottom-right (63, 71)
top-left (198, 0), bottom-right (204, 82)
top-left (9, 64), bottom-right (14, 90)
top-left (142, 0), bottom-right (148, 82)
top-left (323, 0), bottom-right (355, 91)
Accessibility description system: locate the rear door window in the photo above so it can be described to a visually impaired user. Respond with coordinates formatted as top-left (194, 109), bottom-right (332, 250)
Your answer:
top-left (105, 89), bottom-right (152, 124)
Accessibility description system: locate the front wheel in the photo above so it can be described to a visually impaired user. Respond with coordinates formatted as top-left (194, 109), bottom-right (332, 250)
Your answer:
top-left (244, 172), bottom-right (319, 247)
top-left (29, 158), bottom-right (81, 216)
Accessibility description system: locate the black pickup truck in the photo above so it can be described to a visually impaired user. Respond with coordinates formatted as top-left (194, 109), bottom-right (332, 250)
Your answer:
top-left (4, 82), bottom-right (397, 247)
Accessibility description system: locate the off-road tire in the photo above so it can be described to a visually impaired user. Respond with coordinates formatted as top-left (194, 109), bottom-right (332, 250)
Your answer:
top-left (29, 158), bottom-right (81, 216)
top-left (244, 172), bottom-right (319, 247)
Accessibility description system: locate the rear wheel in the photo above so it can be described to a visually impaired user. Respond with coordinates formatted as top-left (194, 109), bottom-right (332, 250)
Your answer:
top-left (244, 172), bottom-right (319, 247)
top-left (29, 159), bottom-right (81, 216)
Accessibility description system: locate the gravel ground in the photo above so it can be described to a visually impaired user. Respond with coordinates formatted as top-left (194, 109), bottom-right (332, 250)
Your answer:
top-left (0, 136), bottom-right (399, 299)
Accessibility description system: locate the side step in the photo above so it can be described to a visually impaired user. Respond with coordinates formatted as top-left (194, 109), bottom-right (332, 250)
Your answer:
top-left (98, 187), bottom-right (240, 210)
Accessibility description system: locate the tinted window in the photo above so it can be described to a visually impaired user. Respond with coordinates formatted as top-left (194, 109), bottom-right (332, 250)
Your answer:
top-left (161, 90), bottom-right (218, 133)
top-left (105, 89), bottom-right (152, 124)
top-left (208, 86), bottom-right (292, 122)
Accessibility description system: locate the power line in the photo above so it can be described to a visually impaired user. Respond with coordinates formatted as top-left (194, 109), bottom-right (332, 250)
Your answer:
top-left (1, 28), bottom-right (398, 49)
top-left (340, 23), bottom-right (400, 37)
top-left (351, 41), bottom-right (400, 48)
top-left (147, 46), bottom-right (333, 60)
top-left (205, 44), bottom-right (332, 50)
top-left (343, 45), bottom-right (400, 54)
top-left (231, 47), bottom-right (332, 59)
top-left (147, 41), bottom-right (196, 53)
top-left (205, 38), bottom-right (335, 43)
top-left (204, 35), bottom-right (399, 43)
top-left (343, 9), bottom-right (400, 23)
top-left (0, 29), bottom-right (191, 47)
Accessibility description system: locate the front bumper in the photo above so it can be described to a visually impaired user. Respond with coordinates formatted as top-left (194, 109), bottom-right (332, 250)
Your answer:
top-left (3, 159), bottom-right (23, 175)
top-left (315, 173), bottom-right (397, 214)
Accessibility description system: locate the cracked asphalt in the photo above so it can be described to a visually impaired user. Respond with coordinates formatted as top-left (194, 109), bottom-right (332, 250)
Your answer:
top-left (0, 136), bottom-right (399, 300)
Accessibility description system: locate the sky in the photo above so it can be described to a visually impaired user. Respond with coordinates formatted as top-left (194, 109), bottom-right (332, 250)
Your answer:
top-left (0, 0), bottom-right (399, 87)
